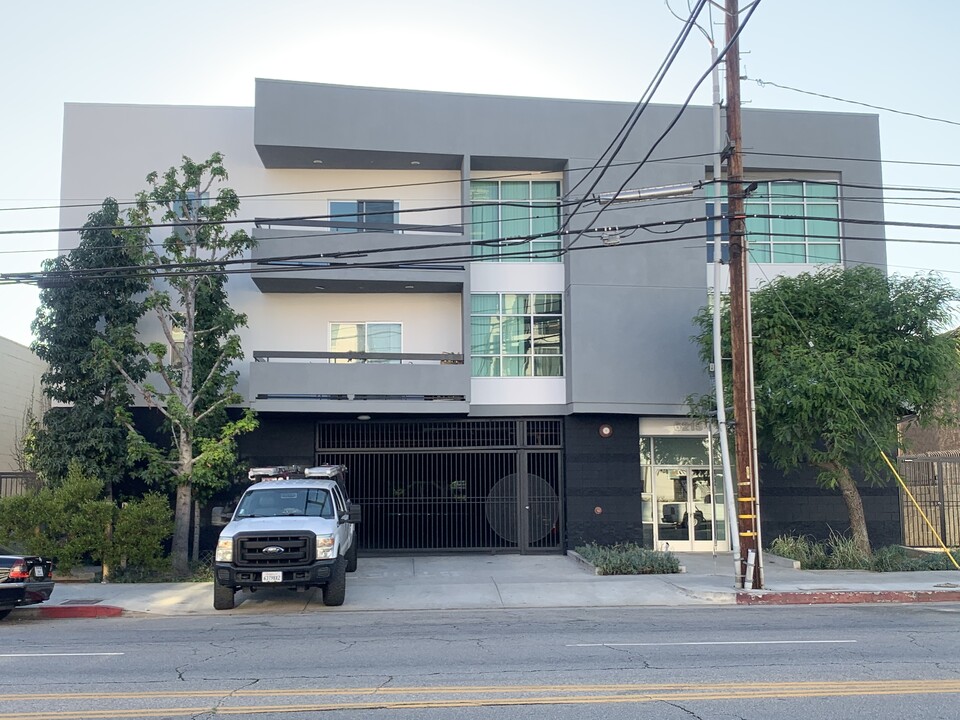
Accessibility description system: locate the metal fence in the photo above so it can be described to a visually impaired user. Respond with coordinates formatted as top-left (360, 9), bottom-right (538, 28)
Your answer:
top-left (0, 472), bottom-right (41, 498)
top-left (897, 453), bottom-right (960, 547)
top-left (316, 419), bottom-right (563, 554)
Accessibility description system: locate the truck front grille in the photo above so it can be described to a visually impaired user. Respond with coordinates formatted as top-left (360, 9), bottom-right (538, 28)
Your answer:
top-left (236, 534), bottom-right (313, 567)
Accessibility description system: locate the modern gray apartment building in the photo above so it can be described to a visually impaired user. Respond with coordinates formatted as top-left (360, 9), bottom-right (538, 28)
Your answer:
top-left (59, 79), bottom-right (893, 555)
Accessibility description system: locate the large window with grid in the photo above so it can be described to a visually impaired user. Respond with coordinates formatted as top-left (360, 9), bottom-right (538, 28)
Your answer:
top-left (470, 180), bottom-right (561, 262)
top-left (706, 180), bottom-right (841, 264)
top-left (330, 322), bottom-right (401, 363)
top-left (470, 293), bottom-right (563, 377)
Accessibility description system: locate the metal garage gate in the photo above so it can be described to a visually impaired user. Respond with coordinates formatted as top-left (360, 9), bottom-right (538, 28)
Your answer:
top-left (898, 453), bottom-right (960, 548)
top-left (316, 418), bottom-right (563, 553)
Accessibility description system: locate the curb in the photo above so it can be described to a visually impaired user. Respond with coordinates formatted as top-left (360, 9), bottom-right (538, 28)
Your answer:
top-left (38, 605), bottom-right (124, 619)
top-left (737, 590), bottom-right (960, 605)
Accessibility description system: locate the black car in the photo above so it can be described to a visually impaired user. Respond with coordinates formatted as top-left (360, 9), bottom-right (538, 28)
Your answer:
top-left (0, 545), bottom-right (54, 620)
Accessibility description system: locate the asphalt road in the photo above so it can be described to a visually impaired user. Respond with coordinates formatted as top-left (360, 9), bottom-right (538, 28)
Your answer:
top-left (2, 604), bottom-right (959, 719)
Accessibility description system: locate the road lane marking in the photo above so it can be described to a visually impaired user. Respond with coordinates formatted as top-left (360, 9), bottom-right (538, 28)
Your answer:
top-left (567, 640), bottom-right (857, 647)
top-left (0, 653), bottom-right (124, 658)
top-left (3, 682), bottom-right (960, 720)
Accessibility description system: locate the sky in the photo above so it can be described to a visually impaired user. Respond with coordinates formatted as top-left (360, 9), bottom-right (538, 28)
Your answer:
top-left (1, 0), bottom-right (958, 347)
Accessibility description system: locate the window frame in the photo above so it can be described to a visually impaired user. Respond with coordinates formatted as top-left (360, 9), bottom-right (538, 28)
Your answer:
top-left (706, 179), bottom-right (842, 265)
top-left (470, 292), bottom-right (564, 378)
top-left (469, 179), bottom-right (562, 263)
top-left (329, 200), bottom-right (399, 233)
top-left (329, 321), bottom-right (403, 363)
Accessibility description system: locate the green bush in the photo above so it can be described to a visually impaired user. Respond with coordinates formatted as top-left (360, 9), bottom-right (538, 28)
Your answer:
top-left (0, 463), bottom-right (113, 571)
top-left (0, 462), bottom-right (173, 575)
top-left (575, 542), bottom-right (681, 575)
top-left (109, 493), bottom-right (173, 572)
top-left (769, 533), bottom-right (960, 572)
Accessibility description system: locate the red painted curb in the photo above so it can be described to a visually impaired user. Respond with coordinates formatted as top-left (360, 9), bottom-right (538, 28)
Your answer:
top-left (39, 605), bottom-right (124, 619)
top-left (737, 590), bottom-right (960, 605)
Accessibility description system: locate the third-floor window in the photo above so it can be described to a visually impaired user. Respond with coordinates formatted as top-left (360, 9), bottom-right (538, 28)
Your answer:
top-left (470, 180), bottom-right (561, 262)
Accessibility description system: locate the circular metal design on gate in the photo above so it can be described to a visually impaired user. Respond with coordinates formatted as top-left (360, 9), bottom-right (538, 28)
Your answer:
top-left (485, 473), bottom-right (560, 544)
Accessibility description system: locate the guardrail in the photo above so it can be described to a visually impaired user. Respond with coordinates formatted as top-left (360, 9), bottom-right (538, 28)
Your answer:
top-left (253, 351), bottom-right (464, 364)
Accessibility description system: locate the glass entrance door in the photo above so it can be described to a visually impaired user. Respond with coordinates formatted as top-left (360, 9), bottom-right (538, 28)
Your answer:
top-left (654, 467), bottom-right (716, 551)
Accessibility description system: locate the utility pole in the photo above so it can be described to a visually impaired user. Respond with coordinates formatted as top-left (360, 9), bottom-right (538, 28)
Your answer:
top-left (724, 0), bottom-right (762, 589)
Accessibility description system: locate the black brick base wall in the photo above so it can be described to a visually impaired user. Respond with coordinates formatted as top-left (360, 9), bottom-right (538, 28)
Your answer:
top-left (563, 415), bottom-right (644, 550)
top-left (759, 460), bottom-right (901, 547)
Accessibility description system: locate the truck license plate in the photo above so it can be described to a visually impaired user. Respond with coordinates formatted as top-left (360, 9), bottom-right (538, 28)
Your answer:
top-left (34, 567), bottom-right (44, 578)
top-left (262, 571), bottom-right (282, 583)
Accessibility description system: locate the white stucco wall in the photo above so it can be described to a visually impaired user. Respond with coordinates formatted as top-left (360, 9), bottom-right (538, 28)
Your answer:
top-left (0, 337), bottom-right (47, 472)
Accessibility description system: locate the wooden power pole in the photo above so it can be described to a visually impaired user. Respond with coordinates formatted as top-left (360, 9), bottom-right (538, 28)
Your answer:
top-left (725, 0), bottom-right (762, 589)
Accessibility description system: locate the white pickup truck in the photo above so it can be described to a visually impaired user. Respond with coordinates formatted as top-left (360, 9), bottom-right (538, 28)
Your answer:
top-left (212, 465), bottom-right (361, 610)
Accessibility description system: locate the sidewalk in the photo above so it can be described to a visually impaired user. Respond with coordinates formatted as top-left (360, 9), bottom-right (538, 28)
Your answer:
top-left (15, 552), bottom-right (960, 620)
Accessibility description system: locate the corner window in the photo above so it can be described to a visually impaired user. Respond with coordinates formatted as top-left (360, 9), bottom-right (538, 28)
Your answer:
top-left (470, 293), bottom-right (563, 377)
top-left (330, 200), bottom-right (398, 233)
top-left (706, 180), bottom-right (841, 264)
top-left (470, 180), bottom-right (561, 262)
top-left (330, 322), bottom-right (402, 363)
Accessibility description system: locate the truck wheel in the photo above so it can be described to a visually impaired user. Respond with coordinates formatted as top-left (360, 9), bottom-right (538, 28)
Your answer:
top-left (323, 559), bottom-right (346, 606)
top-left (0, 609), bottom-right (11, 621)
top-left (213, 582), bottom-right (236, 610)
top-left (345, 541), bottom-right (358, 573)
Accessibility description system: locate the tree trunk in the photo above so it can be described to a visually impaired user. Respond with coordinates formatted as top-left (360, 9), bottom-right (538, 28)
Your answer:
top-left (101, 482), bottom-right (113, 583)
top-left (170, 481), bottom-right (193, 577)
top-left (835, 465), bottom-right (871, 556)
top-left (192, 500), bottom-right (200, 563)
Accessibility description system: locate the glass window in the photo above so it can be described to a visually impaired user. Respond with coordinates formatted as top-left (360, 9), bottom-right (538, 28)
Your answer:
top-left (653, 437), bottom-right (710, 466)
top-left (705, 180), bottom-right (842, 264)
top-left (470, 180), bottom-right (561, 262)
top-left (330, 200), bottom-right (398, 233)
top-left (330, 322), bottom-right (401, 363)
top-left (469, 292), bottom-right (563, 377)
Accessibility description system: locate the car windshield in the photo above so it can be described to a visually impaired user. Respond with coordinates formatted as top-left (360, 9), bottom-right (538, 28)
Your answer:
top-left (235, 488), bottom-right (334, 519)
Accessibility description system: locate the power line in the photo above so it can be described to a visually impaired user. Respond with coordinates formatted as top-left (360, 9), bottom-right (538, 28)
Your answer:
top-left (565, 0), bottom-right (764, 251)
top-left (746, 76), bottom-right (960, 128)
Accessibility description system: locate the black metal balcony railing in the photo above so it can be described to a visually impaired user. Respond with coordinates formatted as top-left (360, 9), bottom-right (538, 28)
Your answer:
top-left (253, 351), bottom-right (464, 364)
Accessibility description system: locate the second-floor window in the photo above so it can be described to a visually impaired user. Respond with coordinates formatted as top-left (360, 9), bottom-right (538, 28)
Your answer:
top-left (471, 293), bottom-right (563, 377)
top-left (330, 322), bottom-right (402, 363)
top-left (329, 200), bottom-right (398, 233)
top-left (706, 180), bottom-right (841, 264)
top-left (470, 181), bottom-right (561, 262)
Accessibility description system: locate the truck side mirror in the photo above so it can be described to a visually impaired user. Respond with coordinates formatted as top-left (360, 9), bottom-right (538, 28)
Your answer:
top-left (211, 506), bottom-right (233, 527)
top-left (345, 503), bottom-right (362, 524)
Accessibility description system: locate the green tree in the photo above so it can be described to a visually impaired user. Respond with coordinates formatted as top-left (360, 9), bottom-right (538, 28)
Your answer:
top-left (693, 266), bottom-right (960, 554)
top-left (30, 199), bottom-right (147, 487)
top-left (106, 153), bottom-right (257, 576)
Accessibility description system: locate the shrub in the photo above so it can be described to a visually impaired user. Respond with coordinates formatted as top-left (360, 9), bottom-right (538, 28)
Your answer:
top-left (769, 534), bottom-right (829, 569)
top-left (109, 493), bottom-right (173, 572)
top-left (0, 463), bottom-right (113, 571)
top-left (769, 533), bottom-right (960, 572)
top-left (575, 542), bottom-right (681, 575)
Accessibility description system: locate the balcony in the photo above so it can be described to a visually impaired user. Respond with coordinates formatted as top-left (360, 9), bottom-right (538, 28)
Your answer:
top-left (250, 217), bottom-right (466, 293)
top-left (249, 350), bottom-right (469, 414)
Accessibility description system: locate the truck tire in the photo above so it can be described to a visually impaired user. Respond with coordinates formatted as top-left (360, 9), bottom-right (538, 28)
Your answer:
top-left (0, 609), bottom-right (11, 621)
top-left (345, 540), bottom-right (358, 573)
top-left (213, 582), bottom-right (236, 610)
top-left (323, 559), bottom-right (346, 606)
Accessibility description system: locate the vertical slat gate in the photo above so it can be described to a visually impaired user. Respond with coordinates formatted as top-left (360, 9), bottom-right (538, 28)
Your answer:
top-left (316, 418), bottom-right (562, 553)
top-left (899, 454), bottom-right (960, 547)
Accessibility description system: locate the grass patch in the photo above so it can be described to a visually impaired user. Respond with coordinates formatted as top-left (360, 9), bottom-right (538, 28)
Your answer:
top-left (769, 533), bottom-right (960, 572)
top-left (574, 542), bottom-right (681, 575)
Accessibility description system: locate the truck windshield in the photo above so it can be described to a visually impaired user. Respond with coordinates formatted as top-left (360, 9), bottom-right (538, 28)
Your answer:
top-left (235, 488), bottom-right (334, 518)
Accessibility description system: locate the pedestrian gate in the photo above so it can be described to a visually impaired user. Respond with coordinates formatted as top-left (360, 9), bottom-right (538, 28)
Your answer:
top-left (315, 418), bottom-right (563, 554)
top-left (897, 453), bottom-right (960, 547)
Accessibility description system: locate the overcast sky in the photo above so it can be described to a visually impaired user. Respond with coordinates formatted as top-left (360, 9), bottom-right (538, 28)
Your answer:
top-left (1, 0), bottom-right (957, 346)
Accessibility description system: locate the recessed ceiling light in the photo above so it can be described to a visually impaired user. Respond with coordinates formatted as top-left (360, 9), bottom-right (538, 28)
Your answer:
top-left (312, 159), bottom-right (323, 165)
top-left (357, 415), bottom-right (371, 421)
top-left (404, 285), bottom-right (414, 289)
top-left (410, 161), bottom-right (421, 166)
top-left (315, 286), bottom-right (325, 290)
